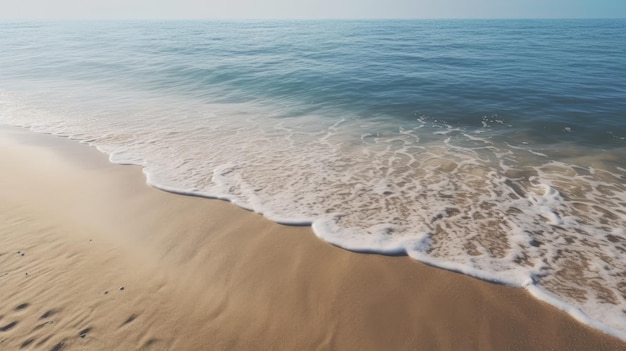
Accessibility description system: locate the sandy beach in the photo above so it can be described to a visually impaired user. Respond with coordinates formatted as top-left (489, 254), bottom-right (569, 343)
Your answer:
top-left (0, 125), bottom-right (624, 350)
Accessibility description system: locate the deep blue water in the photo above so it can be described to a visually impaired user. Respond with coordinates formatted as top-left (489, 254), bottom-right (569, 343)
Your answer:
top-left (1, 20), bottom-right (625, 338)
top-left (2, 20), bottom-right (625, 146)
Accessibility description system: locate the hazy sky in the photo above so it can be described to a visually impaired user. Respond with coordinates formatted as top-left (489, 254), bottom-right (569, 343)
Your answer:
top-left (1, 0), bottom-right (625, 19)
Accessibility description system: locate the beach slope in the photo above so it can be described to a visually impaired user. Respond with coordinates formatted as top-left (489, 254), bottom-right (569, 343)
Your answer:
top-left (0, 126), bottom-right (623, 350)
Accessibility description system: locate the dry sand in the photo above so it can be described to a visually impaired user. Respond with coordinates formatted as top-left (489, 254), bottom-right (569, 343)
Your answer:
top-left (0, 125), bottom-right (624, 351)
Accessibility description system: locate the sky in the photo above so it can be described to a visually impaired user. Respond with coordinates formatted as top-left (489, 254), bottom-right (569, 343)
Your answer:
top-left (1, 0), bottom-right (625, 20)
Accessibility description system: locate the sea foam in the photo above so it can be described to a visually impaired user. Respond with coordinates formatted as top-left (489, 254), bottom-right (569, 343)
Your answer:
top-left (1, 88), bottom-right (625, 340)
top-left (1, 19), bottom-right (625, 341)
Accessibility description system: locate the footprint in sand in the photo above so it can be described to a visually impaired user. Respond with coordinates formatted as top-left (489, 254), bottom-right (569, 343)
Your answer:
top-left (79, 327), bottom-right (92, 339)
top-left (121, 313), bottom-right (138, 327)
top-left (15, 303), bottom-right (30, 311)
top-left (143, 338), bottom-right (160, 348)
top-left (40, 309), bottom-right (59, 319)
top-left (50, 339), bottom-right (66, 351)
top-left (20, 337), bottom-right (35, 349)
top-left (0, 320), bottom-right (18, 332)
top-left (33, 321), bottom-right (50, 331)
top-left (35, 334), bottom-right (52, 347)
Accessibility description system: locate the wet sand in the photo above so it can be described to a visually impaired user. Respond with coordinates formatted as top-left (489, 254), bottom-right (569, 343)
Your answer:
top-left (0, 125), bottom-right (624, 350)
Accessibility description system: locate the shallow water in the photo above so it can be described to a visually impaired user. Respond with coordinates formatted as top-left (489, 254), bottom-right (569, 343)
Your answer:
top-left (1, 20), bottom-right (625, 338)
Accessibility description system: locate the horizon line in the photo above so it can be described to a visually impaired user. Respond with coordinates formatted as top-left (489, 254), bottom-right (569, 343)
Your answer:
top-left (1, 17), bottom-right (625, 21)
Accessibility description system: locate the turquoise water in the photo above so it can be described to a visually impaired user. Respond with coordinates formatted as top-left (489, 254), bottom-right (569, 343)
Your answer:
top-left (1, 20), bottom-right (625, 338)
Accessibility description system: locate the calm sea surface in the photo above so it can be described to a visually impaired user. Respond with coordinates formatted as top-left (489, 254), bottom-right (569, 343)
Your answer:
top-left (1, 20), bottom-right (625, 338)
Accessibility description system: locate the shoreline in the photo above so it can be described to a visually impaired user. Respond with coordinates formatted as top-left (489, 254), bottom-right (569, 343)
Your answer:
top-left (1, 124), bottom-right (624, 350)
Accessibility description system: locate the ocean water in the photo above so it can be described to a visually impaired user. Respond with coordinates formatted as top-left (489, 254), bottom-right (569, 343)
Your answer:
top-left (1, 20), bottom-right (625, 339)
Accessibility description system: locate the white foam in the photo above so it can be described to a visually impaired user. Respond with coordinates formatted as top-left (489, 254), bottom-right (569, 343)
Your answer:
top-left (2, 87), bottom-right (626, 341)
top-left (526, 284), bottom-right (626, 341)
